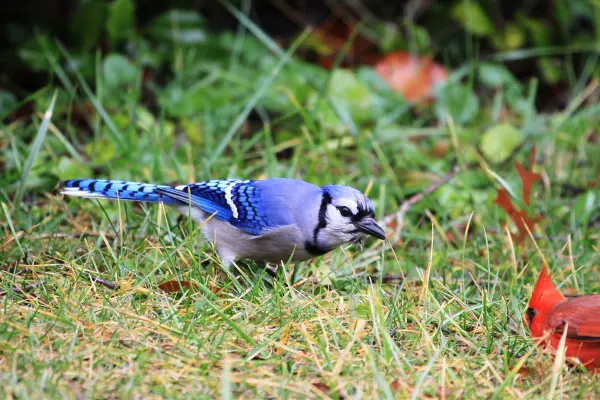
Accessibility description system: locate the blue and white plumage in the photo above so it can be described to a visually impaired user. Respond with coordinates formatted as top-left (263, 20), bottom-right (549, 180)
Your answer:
top-left (60, 178), bottom-right (386, 266)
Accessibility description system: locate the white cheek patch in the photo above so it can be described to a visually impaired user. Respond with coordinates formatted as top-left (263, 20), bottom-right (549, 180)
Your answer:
top-left (326, 204), bottom-right (349, 227)
top-left (331, 198), bottom-right (359, 215)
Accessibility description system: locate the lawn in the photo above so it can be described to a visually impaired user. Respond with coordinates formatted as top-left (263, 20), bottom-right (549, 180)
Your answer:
top-left (2, 2), bottom-right (600, 398)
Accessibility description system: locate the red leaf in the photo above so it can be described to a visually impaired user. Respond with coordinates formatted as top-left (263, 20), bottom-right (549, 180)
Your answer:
top-left (494, 190), bottom-right (541, 243)
top-left (157, 280), bottom-right (199, 293)
top-left (494, 147), bottom-right (543, 243)
top-left (375, 52), bottom-right (447, 103)
top-left (313, 19), bottom-right (374, 69)
top-left (515, 146), bottom-right (541, 206)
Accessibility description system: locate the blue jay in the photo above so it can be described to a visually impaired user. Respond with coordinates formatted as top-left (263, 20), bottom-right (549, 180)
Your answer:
top-left (60, 178), bottom-right (386, 266)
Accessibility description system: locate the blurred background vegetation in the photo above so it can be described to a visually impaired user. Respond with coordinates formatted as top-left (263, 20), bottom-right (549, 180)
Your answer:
top-left (3, 0), bottom-right (599, 101)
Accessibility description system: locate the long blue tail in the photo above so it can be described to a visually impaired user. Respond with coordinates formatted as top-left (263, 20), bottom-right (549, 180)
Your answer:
top-left (60, 179), bottom-right (181, 205)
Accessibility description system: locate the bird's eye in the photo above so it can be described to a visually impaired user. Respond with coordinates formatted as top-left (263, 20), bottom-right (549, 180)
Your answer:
top-left (338, 206), bottom-right (353, 217)
top-left (526, 307), bottom-right (537, 324)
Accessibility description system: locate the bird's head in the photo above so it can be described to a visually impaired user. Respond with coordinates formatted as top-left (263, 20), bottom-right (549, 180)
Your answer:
top-left (315, 185), bottom-right (386, 251)
top-left (526, 266), bottom-right (566, 335)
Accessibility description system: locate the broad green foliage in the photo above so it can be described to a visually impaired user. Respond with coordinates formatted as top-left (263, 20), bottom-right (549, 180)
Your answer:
top-left (148, 9), bottom-right (207, 44)
top-left (107, 0), bottom-right (136, 46)
top-left (451, 0), bottom-right (494, 36)
top-left (69, 0), bottom-right (108, 50)
top-left (480, 123), bottom-right (523, 164)
top-left (0, 90), bottom-right (17, 117)
top-left (103, 54), bottom-right (138, 91)
top-left (434, 82), bottom-right (480, 125)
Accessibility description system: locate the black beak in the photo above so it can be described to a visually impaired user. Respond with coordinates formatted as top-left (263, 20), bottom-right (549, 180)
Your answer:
top-left (354, 217), bottom-right (386, 240)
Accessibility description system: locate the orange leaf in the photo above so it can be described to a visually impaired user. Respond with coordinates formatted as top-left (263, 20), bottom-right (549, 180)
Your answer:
top-left (375, 52), bottom-right (447, 103)
top-left (494, 191), bottom-right (542, 243)
top-left (494, 147), bottom-right (544, 243)
top-left (515, 146), bottom-right (541, 206)
top-left (157, 280), bottom-right (199, 293)
top-left (313, 19), bottom-right (374, 68)
top-left (517, 366), bottom-right (532, 376)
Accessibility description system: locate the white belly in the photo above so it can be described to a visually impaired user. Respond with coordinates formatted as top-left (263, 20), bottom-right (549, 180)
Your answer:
top-left (174, 206), bottom-right (314, 265)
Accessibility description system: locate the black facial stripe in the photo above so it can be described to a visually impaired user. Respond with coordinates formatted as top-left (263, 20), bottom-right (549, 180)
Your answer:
top-left (351, 210), bottom-right (374, 222)
top-left (305, 192), bottom-right (331, 255)
top-left (305, 240), bottom-right (329, 256)
top-left (335, 205), bottom-right (374, 222)
top-left (314, 192), bottom-right (331, 242)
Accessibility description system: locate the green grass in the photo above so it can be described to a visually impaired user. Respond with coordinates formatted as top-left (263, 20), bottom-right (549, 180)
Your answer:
top-left (3, 8), bottom-right (600, 398)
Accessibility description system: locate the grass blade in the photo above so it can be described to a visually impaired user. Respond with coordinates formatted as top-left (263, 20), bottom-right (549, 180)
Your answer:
top-left (55, 41), bottom-right (125, 147)
top-left (2, 202), bottom-right (25, 257)
top-left (13, 91), bottom-right (57, 214)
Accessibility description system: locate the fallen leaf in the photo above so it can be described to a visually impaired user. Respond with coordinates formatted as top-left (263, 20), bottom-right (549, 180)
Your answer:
top-left (515, 146), bottom-right (542, 205)
top-left (375, 52), bottom-right (447, 103)
top-left (312, 382), bottom-right (330, 394)
top-left (517, 366), bottom-right (532, 376)
top-left (310, 18), bottom-right (374, 68)
top-left (494, 190), bottom-right (541, 243)
top-left (494, 147), bottom-right (542, 243)
top-left (157, 280), bottom-right (198, 293)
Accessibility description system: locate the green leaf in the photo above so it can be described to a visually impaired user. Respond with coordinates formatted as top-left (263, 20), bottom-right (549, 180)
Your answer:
top-left (107, 0), bottom-right (135, 47)
top-left (148, 9), bottom-right (206, 44)
top-left (434, 83), bottom-right (480, 124)
top-left (54, 157), bottom-right (92, 180)
top-left (181, 118), bottom-right (203, 146)
top-left (517, 12), bottom-right (552, 46)
top-left (311, 69), bottom-right (377, 133)
top-left (478, 63), bottom-right (518, 88)
top-left (103, 54), bottom-right (138, 90)
top-left (491, 23), bottom-right (525, 50)
top-left (85, 137), bottom-right (117, 163)
top-left (573, 191), bottom-right (597, 227)
top-left (0, 90), bottom-right (17, 117)
top-left (480, 123), bottom-right (523, 164)
top-left (537, 58), bottom-right (563, 85)
top-left (69, 0), bottom-right (108, 50)
top-left (18, 36), bottom-right (59, 73)
top-left (451, 0), bottom-right (494, 36)
top-left (374, 23), bottom-right (404, 53)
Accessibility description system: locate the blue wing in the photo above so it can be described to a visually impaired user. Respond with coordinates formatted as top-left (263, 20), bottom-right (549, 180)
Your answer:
top-left (158, 179), bottom-right (279, 235)
top-left (61, 178), bottom-right (290, 235)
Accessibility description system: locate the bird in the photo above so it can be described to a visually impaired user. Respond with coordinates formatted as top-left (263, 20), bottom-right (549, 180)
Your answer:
top-left (60, 178), bottom-right (386, 267)
top-left (526, 266), bottom-right (600, 372)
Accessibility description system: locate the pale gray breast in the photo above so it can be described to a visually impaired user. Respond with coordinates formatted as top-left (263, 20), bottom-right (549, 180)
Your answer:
top-left (174, 205), bottom-right (313, 263)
